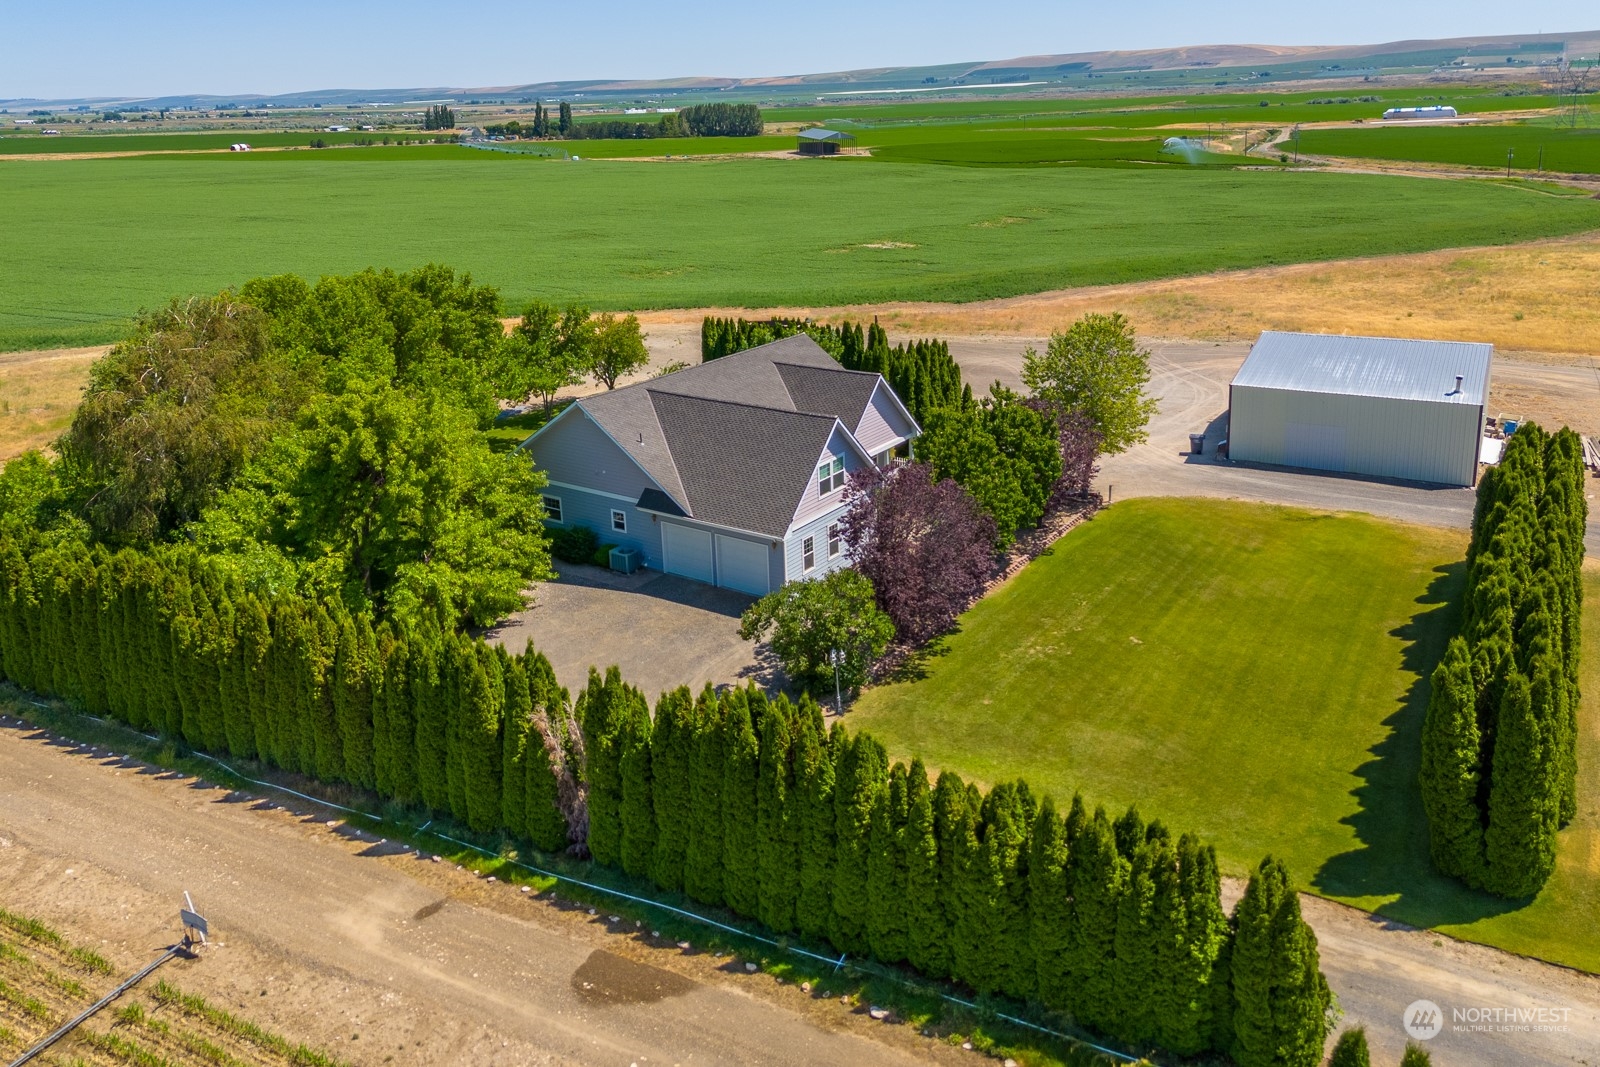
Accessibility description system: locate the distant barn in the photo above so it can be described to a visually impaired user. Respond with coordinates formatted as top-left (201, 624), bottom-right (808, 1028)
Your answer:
top-left (797, 128), bottom-right (856, 155)
top-left (1381, 105), bottom-right (1458, 120)
top-left (1227, 331), bottom-right (1492, 487)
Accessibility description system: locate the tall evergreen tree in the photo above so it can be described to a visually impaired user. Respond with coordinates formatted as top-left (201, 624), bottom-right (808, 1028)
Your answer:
top-left (903, 759), bottom-right (946, 978)
top-left (1229, 857), bottom-right (1331, 1067)
top-left (794, 710), bottom-right (837, 940)
top-left (830, 732), bottom-right (886, 955)
top-left (524, 659), bottom-right (571, 853)
top-left (720, 691), bottom-right (762, 917)
top-left (683, 684), bottom-right (726, 905)
top-left (756, 696), bottom-right (801, 933)
top-left (333, 613), bottom-right (377, 789)
top-left (866, 761), bottom-right (911, 964)
top-left (579, 667), bottom-right (627, 867)
top-left (1419, 636), bottom-right (1487, 883)
top-left (459, 645), bottom-right (504, 833)
top-left (1029, 796), bottom-right (1073, 1012)
top-left (1066, 806), bottom-right (1125, 1032)
top-left (500, 653), bottom-right (531, 835)
top-left (1482, 669), bottom-right (1559, 896)
top-left (1329, 1027), bottom-right (1372, 1067)
top-left (930, 770), bottom-right (971, 981)
top-left (618, 684), bottom-right (656, 878)
top-left (650, 687), bottom-right (695, 892)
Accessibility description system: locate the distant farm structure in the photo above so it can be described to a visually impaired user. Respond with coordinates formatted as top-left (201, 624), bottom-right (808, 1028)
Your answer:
top-left (797, 128), bottom-right (856, 155)
top-left (1382, 104), bottom-right (1458, 120)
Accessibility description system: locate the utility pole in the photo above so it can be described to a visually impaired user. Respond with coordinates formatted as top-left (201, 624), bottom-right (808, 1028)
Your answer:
top-left (830, 648), bottom-right (843, 716)
top-left (1538, 144), bottom-right (1544, 172)
top-left (1506, 147), bottom-right (1514, 177)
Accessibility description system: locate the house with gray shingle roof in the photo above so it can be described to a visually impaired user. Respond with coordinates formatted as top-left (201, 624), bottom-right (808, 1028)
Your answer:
top-left (521, 334), bottom-right (919, 595)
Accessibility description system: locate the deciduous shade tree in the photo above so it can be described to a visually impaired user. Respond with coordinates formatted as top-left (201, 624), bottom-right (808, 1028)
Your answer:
top-left (841, 462), bottom-right (997, 644)
top-left (586, 312), bottom-right (650, 390)
top-left (1021, 312), bottom-right (1157, 455)
top-left (738, 569), bottom-right (894, 694)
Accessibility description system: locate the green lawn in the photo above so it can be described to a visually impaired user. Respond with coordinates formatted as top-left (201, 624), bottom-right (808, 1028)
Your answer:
top-left (849, 498), bottom-right (1600, 972)
top-left (1299, 124), bottom-right (1600, 174)
top-left (5, 155), bottom-right (1600, 351)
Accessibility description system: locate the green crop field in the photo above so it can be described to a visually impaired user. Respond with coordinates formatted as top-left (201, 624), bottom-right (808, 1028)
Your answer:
top-left (4, 154), bottom-right (1599, 351)
top-left (848, 499), bottom-right (1600, 973)
top-left (1298, 124), bottom-right (1600, 174)
top-left (868, 129), bottom-right (1260, 167)
top-left (0, 129), bottom-right (440, 155)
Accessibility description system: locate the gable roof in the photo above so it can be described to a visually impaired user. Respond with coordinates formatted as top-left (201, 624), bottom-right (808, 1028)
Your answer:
top-left (1233, 331), bottom-right (1493, 406)
top-left (528, 334), bottom-right (912, 538)
top-left (649, 393), bottom-right (845, 537)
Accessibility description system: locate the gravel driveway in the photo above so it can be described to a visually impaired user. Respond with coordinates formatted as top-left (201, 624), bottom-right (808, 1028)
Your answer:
top-left (486, 562), bottom-right (772, 699)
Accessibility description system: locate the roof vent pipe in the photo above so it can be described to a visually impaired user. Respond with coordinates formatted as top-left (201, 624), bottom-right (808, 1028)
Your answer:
top-left (1453, 374), bottom-right (1463, 395)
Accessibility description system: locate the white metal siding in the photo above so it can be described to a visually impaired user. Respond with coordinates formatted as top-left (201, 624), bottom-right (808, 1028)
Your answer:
top-left (714, 534), bottom-right (771, 595)
top-left (662, 522), bottom-right (714, 583)
top-left (1230, 385), bottom-right (1480, 486)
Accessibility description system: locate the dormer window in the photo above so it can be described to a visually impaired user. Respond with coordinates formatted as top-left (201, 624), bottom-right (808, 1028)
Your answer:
top-left (818, 456), bottom-right (845, 494)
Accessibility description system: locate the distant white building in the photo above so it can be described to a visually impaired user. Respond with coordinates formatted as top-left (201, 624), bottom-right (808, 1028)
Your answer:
top-left (623, 108), bottom-right (648, 115)
top-left (324, 125), bottom-right (351, 132)
top-left (229, 143), bottom-right (251, 151)
top-left (15, 118), bottom-right (36, 125)
top-left (1382, 105), bottom-right (1458, 120)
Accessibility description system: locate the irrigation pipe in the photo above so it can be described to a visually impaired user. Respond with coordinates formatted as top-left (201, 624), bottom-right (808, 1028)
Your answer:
top-left (17, 710), bottom-right (1140, 1065)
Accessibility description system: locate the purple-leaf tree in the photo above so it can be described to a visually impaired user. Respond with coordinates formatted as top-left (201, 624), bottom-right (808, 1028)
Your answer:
top-left (1025, 398), bottom-right (1103, 507)
top-left (841, 462), bottom-right (998, 645)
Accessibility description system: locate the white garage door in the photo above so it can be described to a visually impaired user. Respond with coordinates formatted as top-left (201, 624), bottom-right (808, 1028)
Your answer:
top-left (662, 522), bottom-right (714, 584)
top-left (715, 535), bottom-right (770, 596)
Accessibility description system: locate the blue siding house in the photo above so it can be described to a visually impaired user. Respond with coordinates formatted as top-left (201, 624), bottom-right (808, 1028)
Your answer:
top-left (522, 335), bottom-right (919, 596)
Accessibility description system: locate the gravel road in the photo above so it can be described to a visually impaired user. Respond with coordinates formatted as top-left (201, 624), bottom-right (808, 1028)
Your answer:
top-left (0, 719), bottom-right (959, 1067)
top-left (943, 336), bottom-right (1600, 555)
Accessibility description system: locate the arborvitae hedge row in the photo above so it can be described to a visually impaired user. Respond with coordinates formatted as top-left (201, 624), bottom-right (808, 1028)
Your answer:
top-left (699, 316), bottom-right (968, 425)
top-left (0, 536), bottom-right (1332, 1064)
top-left (1420, 424), bottom-right (1586, 897)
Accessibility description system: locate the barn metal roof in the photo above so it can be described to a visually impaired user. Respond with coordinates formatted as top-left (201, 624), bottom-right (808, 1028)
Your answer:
top-left (1231, 331), bottom-right (1492, 405)
top-left (797, 128), bottom-right (854, 141)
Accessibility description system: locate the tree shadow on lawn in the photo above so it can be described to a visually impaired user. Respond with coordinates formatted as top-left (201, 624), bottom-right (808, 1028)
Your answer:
top-left (1312, 561), bottom-right (1525, 927)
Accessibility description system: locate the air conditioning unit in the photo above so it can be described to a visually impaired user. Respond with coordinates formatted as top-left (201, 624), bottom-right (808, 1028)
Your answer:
top-left (609, 546), bottom-right (641, 574)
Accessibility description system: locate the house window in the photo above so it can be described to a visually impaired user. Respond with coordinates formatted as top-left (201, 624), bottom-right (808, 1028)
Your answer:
top-left (803, 536), bottom-right (816, 571)
top-left (817, 456), bottom-right (845, 495)
top-left (541, 495), bottom-right (563, 523)
top-left (611, 509), bottom-right (627, 533)
top-left (828, 522), bottom-right (841, 558)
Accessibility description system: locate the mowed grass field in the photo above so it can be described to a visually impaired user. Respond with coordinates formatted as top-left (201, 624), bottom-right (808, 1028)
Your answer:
top-left (1299, 124), bottom-right (1600, 174)
top-left (849, 498), bottom-right (1600, 972)
top-left (5, 155), bottom-right (1600, 351)
top-left (0, 129), bottom-right (439, 154)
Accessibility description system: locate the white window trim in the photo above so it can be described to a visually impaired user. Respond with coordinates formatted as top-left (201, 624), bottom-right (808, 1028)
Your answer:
top-left (610, 509), bottom-right (627, 533)
top-left (802, 536), bottom-right (816, 571)
top-left (817, 456), bottom-right (845, 496)
top-left (541, 494), bottom-right (564, 524)
top-left (827, 522), bottom-right (841, 558)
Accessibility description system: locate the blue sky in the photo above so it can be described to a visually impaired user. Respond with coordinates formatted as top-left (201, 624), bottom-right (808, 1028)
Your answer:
top-left (2, 1), bottom-right (1592, 99)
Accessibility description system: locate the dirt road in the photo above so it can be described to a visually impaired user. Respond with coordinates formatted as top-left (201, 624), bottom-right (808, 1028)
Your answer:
top-left (6, 717), bottom-right (1599, 1066)
top-left (0, 719), bottom-right (959, 1067)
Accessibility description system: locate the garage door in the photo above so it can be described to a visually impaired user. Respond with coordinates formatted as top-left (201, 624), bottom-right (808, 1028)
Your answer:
top-left (662, 522), bottom-right (714, 584)
top-left (715, 535), bottom-right (770, 596)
